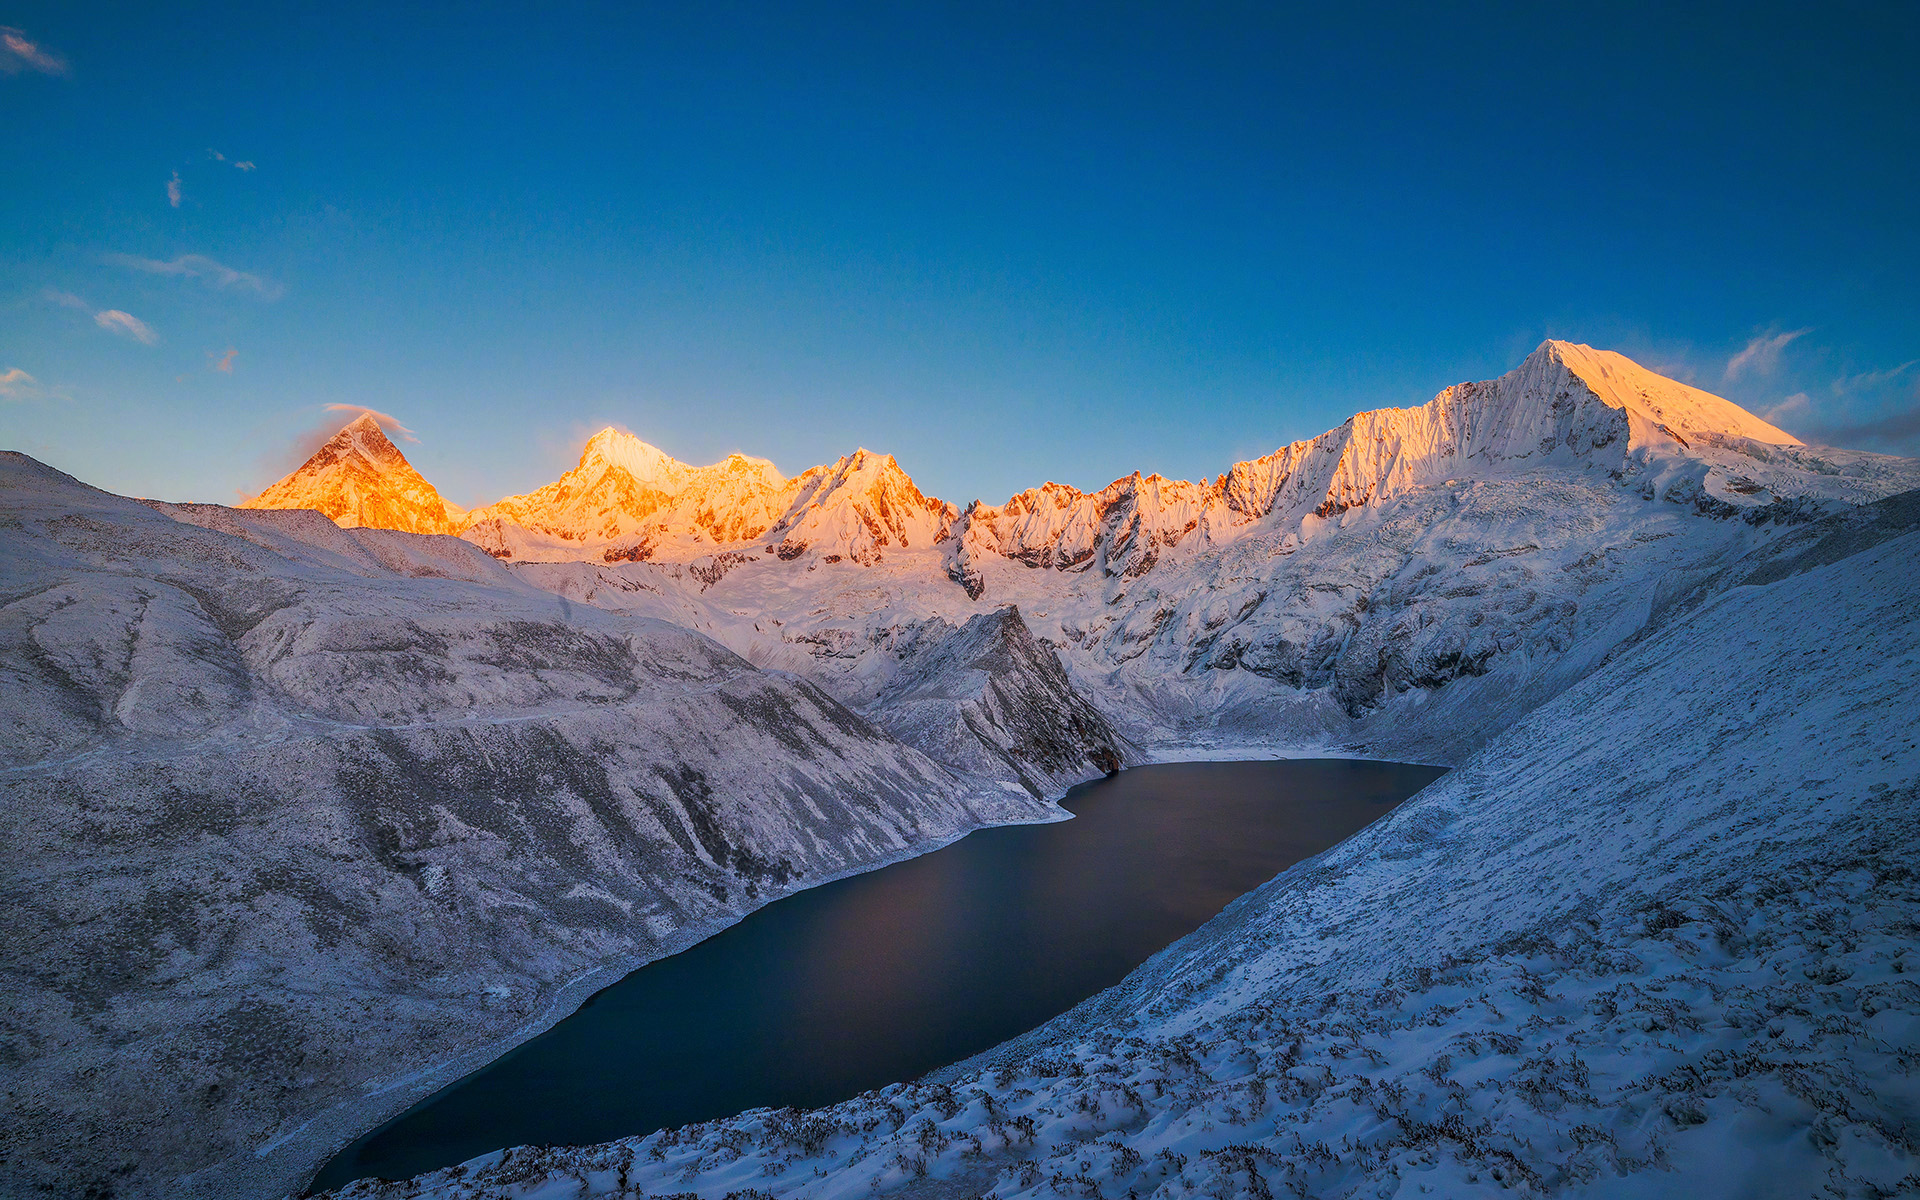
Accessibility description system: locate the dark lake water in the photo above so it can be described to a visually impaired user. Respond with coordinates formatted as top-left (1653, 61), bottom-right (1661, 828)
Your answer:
top-left (312, 758), bottom-right (1444, 1192)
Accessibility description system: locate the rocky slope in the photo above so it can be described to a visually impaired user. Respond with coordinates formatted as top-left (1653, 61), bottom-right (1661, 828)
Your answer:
top-left (860, 607), bottom-right (1134, 799)
top-left (330, 488), bottom-right (1920, 1200)
top-left (241, 413), bottom-right (463, 536)
top-left (0, 452), bottom-right (1058, 1200)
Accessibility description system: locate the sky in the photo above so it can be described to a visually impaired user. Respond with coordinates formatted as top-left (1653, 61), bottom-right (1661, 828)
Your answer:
top-left (2, 2), bottom-right (1917, 509)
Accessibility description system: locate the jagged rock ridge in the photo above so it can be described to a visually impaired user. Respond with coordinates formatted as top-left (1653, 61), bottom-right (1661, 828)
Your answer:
top-left (864, 606), bottom-right (1135, 798)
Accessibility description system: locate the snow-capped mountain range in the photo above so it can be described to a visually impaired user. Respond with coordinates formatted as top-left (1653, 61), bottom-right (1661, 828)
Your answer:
top-left (247, 342), bottom-right (1906, 583)
top-left (246, 338), bottom-right (1920, 763)
top-left (7, 339), bottom-right (1918, 1200)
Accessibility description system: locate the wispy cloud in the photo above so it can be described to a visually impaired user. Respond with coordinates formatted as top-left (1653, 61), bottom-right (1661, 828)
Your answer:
top-left (1, 26), bottom-right (67, 76)
top-left (234, 160), bottom-right (256, 171)
top-left (1755, 354), bottom-right (1920, 455)
top-left (208, 148), bottom-right (257, 171)
top-left (1725, 328), bottom-right (1811, 381)
top-left (0, 367), bottom-right (42, 400)
top-left (323, 403), bottom-right (420, 442)
top-left (94, 309), bottom-right (158, 345)
top-left (166, 171), bottom-right (182, 208)
top-left (106, 252), bottom-right (284, 300)
top-left (210, 347), bottom-right (238, 373)
top-left (44, 289), bottom-right (163, 345)
top-left (1831, 359), bottom-right (1919, 397)
top-left (1757, 392), bottom-right (1812, 427)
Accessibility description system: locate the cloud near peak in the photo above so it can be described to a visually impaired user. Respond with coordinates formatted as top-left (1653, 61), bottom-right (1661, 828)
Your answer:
top-left (323, 403), bottom-right (420, 442)
top-left (106, 252), bottom-right (284, 300)
top-left (1725, 328), bottom-right (1811, 381)
top-left (1, 26), bottom-right (67, 76)
top-left (94, 310), bottom-right (158, 345)
top-left (0, 367), bottom-right (42, 400)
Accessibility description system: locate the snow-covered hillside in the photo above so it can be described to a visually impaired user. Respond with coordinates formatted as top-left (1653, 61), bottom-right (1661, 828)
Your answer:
top-left (0, 452), bottom-right (1063, 1200)
top-left (330, 485), bottom-right (1920, 1200)
top-left (860, 607), bottom-right (1136, 799)
top-left (502, 343), bottom-right (1918, 764)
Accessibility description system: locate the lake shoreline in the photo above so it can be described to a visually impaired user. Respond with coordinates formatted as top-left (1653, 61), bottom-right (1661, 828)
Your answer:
top-left (314, 757), bottom-right (1445, 1192)
top-left (201, 788), bottom-right (1074, 1200)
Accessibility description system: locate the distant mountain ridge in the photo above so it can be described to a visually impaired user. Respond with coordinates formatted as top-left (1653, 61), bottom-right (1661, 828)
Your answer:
top-left (242, 342), bottom-right (1906, 588)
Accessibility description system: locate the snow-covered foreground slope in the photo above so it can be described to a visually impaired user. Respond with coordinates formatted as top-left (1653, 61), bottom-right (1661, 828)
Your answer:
top-left (334, 491), bottom-right (1920, 1200)
top-left (0, 453), bottom-right (1060, 1200)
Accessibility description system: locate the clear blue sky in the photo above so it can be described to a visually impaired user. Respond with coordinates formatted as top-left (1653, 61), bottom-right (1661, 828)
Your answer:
top-left (3, 2), bottom-right (1916, 508)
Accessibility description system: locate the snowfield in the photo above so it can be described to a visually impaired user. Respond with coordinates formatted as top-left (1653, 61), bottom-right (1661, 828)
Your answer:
top-left (3, 341), bottom-right (1916, 1199)
top-left (329, 487), bottom-right (1920, 1200)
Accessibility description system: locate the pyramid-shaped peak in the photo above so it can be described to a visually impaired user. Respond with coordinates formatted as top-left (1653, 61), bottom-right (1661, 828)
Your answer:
top-left (578, 428), bottom-right (694, 488)
top-left (288, 411), bottom-right (413, 467)
top-left (301, 411), bottom-right (408, 467)
top-left (1521, 340), bottom-right (1800, 446)
top-left (240, 410), bottom-right (458, 534)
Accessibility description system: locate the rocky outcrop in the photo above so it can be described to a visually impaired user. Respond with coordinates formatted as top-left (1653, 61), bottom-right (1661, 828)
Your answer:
top-left (865, 607), bottom-right (1134, 798)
